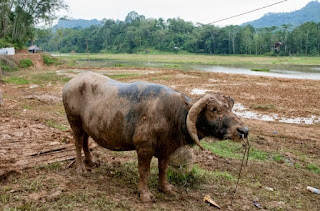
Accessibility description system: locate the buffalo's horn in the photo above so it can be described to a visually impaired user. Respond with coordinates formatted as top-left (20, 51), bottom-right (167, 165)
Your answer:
top-left (186, 95), bottom-right (213, 150)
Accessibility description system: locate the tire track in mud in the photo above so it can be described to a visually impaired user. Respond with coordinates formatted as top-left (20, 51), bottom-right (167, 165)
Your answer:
top-left (0, 114), bottom-right (74, 178)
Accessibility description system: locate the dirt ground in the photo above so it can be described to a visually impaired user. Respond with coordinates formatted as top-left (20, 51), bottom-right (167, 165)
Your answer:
top-left (1, 60), bottom-right (320, 210)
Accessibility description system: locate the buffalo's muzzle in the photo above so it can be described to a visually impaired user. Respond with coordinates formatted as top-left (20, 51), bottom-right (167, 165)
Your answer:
top-left (237, 127), bottom-right (249, 138)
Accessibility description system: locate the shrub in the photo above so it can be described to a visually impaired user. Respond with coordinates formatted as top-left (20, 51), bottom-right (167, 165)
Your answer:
top-left (42, 54), bottom-right (60, 65)
top-left (19, 59), bottom-right (34, 68)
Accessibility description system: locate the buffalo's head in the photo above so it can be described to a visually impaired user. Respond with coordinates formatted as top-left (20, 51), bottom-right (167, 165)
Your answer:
top-left (186, 93), bottom-right (249, 150)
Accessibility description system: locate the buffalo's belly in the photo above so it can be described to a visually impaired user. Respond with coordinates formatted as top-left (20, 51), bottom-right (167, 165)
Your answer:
top-left (93, 136), bottom-right (135, 151)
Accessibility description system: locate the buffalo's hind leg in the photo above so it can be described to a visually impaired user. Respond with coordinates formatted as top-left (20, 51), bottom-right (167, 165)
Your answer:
top-left (158, 156), bottom-right (176, 195)
top-left (83, 135), bottom-right (95, 167)
top-left (69, 119), bottom-right (88, 173)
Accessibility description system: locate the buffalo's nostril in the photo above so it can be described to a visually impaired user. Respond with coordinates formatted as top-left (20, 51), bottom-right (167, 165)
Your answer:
top-left (237, 127), bottom-right (249, 137)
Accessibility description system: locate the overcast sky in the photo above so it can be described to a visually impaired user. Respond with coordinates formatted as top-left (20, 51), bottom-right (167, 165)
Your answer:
top-left (59, 0), bottom-right (317, 26)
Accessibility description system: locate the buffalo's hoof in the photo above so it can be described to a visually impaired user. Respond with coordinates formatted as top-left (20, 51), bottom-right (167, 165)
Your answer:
top-left (84, 159), bottom-right (98, 167)
top-left (76, 164), bottom-right (87, 174)
top-left (159, 184), bottom-right (177, 196)
top-left (139, 191), bottom-right (156, 203)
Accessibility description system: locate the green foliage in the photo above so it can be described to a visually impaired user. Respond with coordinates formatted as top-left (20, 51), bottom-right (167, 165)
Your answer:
top-left (19, 59), bottom-right (34, 68)
top-left (0, 38), bottom-right (13, 48)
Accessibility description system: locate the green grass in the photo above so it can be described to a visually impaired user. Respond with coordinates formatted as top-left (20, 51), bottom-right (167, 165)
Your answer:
top-left (202, 140), bottom-right (268, 161)
top-left (3, 72), bottom-right (71, 85)
top-left (19, 59), bottom-right (34, 68)
top-left (29, 72), bottom-right (71, 84)
top-left (167, 165), bottom-right (235, 188)
top-left (306, 163), bottom-right (320, 174)
top-left (45, 120), bottom-right (68, 131)
top-left (3, 76), bottom-right (29, 84)
top-left (272, 154), bottom-right (285, 163)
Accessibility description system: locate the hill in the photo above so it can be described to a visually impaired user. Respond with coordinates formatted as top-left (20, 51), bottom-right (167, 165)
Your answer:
top-left (242, 1), bottom-right (320, 28)
top-left (54, 18), bottom-right (103, 29)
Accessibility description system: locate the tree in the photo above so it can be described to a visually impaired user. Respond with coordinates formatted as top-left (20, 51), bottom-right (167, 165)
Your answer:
top-left (0, 0), bottom-right (67, 47)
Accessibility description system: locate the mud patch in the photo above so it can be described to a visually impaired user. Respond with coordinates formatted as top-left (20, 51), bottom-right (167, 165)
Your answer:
top-left (233, 103), bottom-right (320, 125)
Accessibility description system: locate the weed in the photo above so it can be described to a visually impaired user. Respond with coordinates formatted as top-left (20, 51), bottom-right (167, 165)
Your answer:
top-left (19, 59), bottom-right (34, 68)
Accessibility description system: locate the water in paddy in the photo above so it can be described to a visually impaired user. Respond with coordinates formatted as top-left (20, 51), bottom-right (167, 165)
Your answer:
top-left (76, 58), bottom-right (320, 80)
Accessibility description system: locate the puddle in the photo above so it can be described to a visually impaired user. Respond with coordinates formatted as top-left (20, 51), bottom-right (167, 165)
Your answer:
top-left (233, 103), bottom-right (320, 125)
top-left (194, 65), bottom-right (320, 80)
top-left (191, 88), bottom-right (210, 95)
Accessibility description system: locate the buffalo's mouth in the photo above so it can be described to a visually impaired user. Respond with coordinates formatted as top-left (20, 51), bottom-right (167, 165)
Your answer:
top-left (236, 127), bottom-right (249, 138)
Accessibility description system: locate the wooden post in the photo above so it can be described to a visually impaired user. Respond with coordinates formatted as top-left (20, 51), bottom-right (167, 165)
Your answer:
top-left (0, 59), bottom-right (3, 106)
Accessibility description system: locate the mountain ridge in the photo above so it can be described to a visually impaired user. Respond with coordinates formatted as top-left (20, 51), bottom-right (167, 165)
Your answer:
top-left (242, 1), bottom-right (320, 28)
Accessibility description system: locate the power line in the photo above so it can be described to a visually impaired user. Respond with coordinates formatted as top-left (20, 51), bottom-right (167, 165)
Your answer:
top-left (207, 0), bottom-right (289, 25)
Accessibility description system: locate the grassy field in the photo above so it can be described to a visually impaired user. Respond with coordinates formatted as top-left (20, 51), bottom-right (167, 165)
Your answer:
top-left (56, 53), bottom-right (320, 66)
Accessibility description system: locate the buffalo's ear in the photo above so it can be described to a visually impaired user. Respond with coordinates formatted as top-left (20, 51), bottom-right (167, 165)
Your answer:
top-left (180, 93), bottom-right (192, 109)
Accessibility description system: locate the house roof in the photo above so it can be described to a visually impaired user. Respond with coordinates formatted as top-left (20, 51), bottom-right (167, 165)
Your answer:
top-left (28, 45), bottom-right (40, 50)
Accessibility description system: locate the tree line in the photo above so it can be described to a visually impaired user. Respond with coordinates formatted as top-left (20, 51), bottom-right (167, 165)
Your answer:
top-left (2, 8), bottom-right (320, 56)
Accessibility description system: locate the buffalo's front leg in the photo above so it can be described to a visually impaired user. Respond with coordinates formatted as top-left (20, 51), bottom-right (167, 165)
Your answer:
top-left (137, 150), bottom-right (155, 202)
top-left (158, 156), bottom-right (176, 195)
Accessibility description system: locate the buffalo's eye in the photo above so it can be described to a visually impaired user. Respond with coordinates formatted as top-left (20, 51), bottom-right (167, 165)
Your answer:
top-left (211, 107), bottom-right (217, 112)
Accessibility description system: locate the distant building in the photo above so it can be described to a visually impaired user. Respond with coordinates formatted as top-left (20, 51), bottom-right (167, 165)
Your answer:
top-left (0, 47), bottom-right (15, 55)
top-left (28, 45), bottom-right (41, 53)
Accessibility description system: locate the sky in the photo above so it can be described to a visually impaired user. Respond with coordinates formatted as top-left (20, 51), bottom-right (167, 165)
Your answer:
top-left (59, 0), bottom-right (317, 26)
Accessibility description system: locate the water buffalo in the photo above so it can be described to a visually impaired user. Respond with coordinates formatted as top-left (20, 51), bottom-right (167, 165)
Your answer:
top-left (62, 71), bottom-right (249, 202)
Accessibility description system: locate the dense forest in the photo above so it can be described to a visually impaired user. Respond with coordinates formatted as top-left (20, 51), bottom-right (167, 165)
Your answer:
top-left (36, 11), bottom-right (320, 56)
